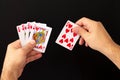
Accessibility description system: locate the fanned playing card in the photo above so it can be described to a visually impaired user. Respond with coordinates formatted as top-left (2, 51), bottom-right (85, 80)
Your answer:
top-left (16, 22), bottom-right (52, 53)
top-left (16, 24), bottom-right (26, 46)
top-left (55, 20), bottom-right (80, 50)
top-left (32, 23), bottom-right (52, 53)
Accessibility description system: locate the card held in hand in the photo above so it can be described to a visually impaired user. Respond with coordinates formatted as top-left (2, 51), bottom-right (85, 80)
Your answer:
top-left (33, 24), bottom-right (52, 53)
top-left (55, 20), bottom-right (80, 50)
top-left (16, 22), bottom-right (52, 53)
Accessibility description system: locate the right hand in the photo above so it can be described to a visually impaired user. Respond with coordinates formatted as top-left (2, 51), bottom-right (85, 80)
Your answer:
top-left (72, 17), bottom-right (116, 54)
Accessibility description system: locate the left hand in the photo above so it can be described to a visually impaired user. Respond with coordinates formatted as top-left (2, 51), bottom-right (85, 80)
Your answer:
top-left (2, 40), bottom-right (42, 78)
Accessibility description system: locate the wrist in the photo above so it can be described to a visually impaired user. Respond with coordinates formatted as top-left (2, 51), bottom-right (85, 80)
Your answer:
top-left (103, 42), bottom-right (120, 57)
top-left (1, 66), bottom-right (18, 80)
top-left (101, 42), bottom-right (120, 69)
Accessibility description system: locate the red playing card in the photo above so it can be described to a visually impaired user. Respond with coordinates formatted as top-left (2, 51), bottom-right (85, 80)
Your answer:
top-left (33, 24), bottom-right (52, 53)
top-left (56, 20), bottom-right (80, 50)
top-left (16, 24), bottom-right (27, 46)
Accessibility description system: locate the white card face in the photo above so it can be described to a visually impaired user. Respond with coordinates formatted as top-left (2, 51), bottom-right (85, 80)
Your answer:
top-left (37, 23), bottom-right (47, 27)
top-left (33, 25), bottom-right (52, 53)
top-left (16, 25), bottom-right (26, 46)
top-left (24, 24), bottom-right (29, 42)
top-left (26, 22), bottom-right (35, 42)
top-left (55, 20), bottom-right (80, 50)
top-left (21, 24), bottom-right (28, 44)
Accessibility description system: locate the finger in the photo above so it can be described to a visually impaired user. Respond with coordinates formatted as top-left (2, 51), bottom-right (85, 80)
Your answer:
top-left (27, 50), bottom-right (41, 57)
top-left (79, 37), bottom-right (85, 45)
top-left (8, 39), bottom-right (21, 48)
top-left (76, 17), bottom-right (96, 29)
top-left (85, 42), bottom-right (89, 47)
top-left (26, 53), bottom-right (42, 64)
top-left (72, 26), bottom-right (89, 39)
top-left (22, 40), bottom-right (36, 54)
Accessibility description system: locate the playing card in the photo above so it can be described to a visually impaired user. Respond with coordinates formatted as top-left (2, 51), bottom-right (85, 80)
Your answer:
top-left (28, 22), bottom-right (47, 41)
top-left (16, 24), bottom-right (26, 46)
top-left (23, 23), bottom-right (28, 42)
top-left (33, 24), bottom-right (52, 53)
top-left (16, 22), bottom-right (52, 53)
top-left (55, 20), bottom-right (80, 50)
top-left (26, 22), bottom-right (36, 41)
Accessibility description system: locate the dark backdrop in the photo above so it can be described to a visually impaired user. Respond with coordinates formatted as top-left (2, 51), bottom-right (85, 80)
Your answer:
top-left (0, 0), bottom-right (120, 80)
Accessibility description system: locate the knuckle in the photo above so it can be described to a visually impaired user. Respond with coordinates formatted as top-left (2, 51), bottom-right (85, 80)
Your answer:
top-left (7, 43), bottom-right (12, 48)
top-left (97, 21), bottom-right (102, 24)
top-left (95, 21), bottom-right (102, 27)
top-left (81, 17), bottom-right (87, 20)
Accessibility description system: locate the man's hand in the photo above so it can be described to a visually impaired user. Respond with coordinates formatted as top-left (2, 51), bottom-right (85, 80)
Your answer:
top-left (72, 17), bottom-right (120, 69)
top-left (1, 40), bottom-right (42, 80)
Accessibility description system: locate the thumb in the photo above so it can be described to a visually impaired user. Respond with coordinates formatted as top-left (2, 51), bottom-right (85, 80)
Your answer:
top-left (22, 40), bottom-right (36, 54)
top-left (72, 26), bottom-right (89, 39)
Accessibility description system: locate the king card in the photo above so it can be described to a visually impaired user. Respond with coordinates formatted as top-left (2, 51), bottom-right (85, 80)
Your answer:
top-left (33, 25), bottom-right (52, 53)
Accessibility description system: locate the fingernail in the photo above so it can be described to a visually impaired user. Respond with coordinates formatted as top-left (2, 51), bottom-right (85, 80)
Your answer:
top-left (30, 40), bottom-right (36, 45)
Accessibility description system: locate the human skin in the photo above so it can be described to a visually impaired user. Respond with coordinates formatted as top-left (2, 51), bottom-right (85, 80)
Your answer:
top-left (1, 40), bottom-right (42, 80)
top-left (72, 17), bottom-right (120, 69)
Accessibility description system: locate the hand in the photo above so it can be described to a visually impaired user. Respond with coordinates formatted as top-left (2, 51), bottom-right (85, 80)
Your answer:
top-left (72, 17), bottom-right (120, 69)
top-left (72, 17), bottom-right (115, 54)
top-left (1, 40), bottom-right (42, 80)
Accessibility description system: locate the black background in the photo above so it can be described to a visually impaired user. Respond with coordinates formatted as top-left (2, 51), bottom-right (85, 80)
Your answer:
top-left (0, 0), bottom-right (120, 80)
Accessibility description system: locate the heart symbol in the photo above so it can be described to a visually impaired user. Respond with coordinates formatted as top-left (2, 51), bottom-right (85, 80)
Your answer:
top-left (66, 22), bottom-right (73, 28)
top-left (28, 25), bottom-right (32, 29)
top-left (68, 24), bottom-right (73, 28)
top-left (22, 27), bottom-right (24, 30)
top-left (67, 43), bottom-right (71, 48)
top-left (70, 38), bottom-right (74, 42)
top-left (38, 45), bottom-right (42, 49)
top-left (59, 39), bottom-right (63, 43)
top-left (65, 28), bottom-right (70, 33)
top-left (64, 38), bottom-right (68, 43)
top-left (30, 26), bottom-right (32, 29)
top-left (36, 27), bottom-right (39, 31)
top-left (28, 23), bottom-right (32, 29)
top-left (73, 33), bottom-right (77, 37)
top-left (17, 27), bottom-right (20, 32)
top-left (22, 25), bottom-right (24, 30)
top-left (62, 34), bottom-right (66, 39)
